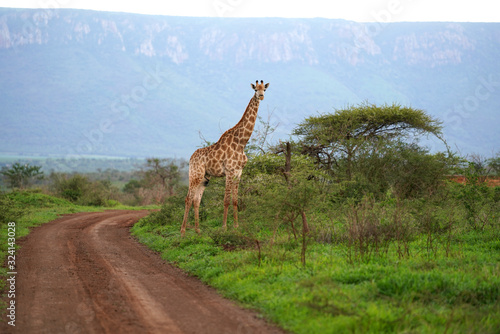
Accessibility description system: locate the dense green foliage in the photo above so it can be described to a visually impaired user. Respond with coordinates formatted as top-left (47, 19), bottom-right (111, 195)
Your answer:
top-left (290, 104), bottom-right (458, 201)
top-left (456, 162), bottom-right (499, 230)
top-left (50, 173), bottom-right (120, 207)
top-left (132, 177), bottom-right (500, 333)
top-left (293, 103), bottom-right (445, 181)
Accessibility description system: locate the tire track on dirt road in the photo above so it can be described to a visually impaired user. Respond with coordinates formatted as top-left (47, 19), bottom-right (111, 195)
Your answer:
top-left (1, 210), bottom-right (285, 334)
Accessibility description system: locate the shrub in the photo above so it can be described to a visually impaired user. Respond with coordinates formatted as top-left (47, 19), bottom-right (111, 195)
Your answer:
top-left (140, 191), bottom-right (187, 228)
top-left (209, 229), bottom-right (253, 251)
top-left (456, 162), bottom-right (499, 230)
top-left (355, 142), bottom-right (455, 199)
top-left (0, 192), bottom-right (24, 226)
top-left (341, 196), bottom-right (415, 263)
top-left (50, 173), bottom-right (118, 206)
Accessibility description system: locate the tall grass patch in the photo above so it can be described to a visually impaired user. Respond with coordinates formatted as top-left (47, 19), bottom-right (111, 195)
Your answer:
top-left (131, 184), bottom-right (500, 333)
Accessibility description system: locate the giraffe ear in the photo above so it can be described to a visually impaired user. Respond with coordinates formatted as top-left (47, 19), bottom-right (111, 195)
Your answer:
top-left (251, 83), bottom-right (256, 90)
top-left (264, 83), bottom-right (270, 89)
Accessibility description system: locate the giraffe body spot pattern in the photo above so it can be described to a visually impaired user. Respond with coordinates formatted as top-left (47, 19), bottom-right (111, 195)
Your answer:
top-left (180, 81), bottom-right (269, 236)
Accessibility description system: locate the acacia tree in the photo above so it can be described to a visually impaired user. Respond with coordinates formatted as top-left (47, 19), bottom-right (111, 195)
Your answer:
top-left (1, 163), bottom-right (44, 189)
top-left (293, 103), bottom-right (444, 181)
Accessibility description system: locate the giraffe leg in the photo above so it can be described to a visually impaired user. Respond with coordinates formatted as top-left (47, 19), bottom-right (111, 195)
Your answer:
top-left (232, 172), bottom-right (242, 229)
top-left (193, 182), bottom-right (207, 234)
top-left (222, 174), bottom-right (233, 230)
top-left (181, 174), bottom-right (204, 236)
top-left (181, 191), bottom-right (193, 236)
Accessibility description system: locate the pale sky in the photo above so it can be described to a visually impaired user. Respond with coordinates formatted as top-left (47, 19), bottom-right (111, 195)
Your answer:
top-left (0, 0), bottom-right (499, 22)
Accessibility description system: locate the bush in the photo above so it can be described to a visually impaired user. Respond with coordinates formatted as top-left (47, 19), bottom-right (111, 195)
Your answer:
top-left (50, 173), bottom-right (118, 206)
top-left (209, 229), bottom-right (253, 251)
top-left (0, 192), bottom-right (24, 226)
top-left (455, 162), bottom-right (499, 230)
top-left (105, 199), bottom-right (121, 207)
top-left (141, 191), bottom-right (187, 227)
top-left (356, 141), bottom-right (455, 199)
top-left (6, 189), bottom-right (73, 208)
top-left (341, 196), bottom-right (415, 263)
top-left (51, 173), bottom-right (88, 202)
top-left (78, 180), bottom-right (115, 206)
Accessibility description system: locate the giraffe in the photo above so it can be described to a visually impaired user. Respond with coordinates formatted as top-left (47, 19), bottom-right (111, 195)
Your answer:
top-left (180, 80), bottom-right (270, 236)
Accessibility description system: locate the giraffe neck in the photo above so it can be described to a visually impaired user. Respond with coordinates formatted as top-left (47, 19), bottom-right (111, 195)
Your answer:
top-left (232, 95), bottom-right (260, 148)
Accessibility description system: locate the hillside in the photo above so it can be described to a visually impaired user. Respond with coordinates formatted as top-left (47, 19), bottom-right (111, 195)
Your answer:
top-left (0, 8), bottom-right (499, 159)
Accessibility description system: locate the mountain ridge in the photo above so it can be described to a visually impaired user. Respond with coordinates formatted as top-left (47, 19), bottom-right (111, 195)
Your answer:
top-left (0, 8), bottom-right (498, 158)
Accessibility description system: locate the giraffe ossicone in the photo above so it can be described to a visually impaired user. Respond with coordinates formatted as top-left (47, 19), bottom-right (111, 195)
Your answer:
top-left (180, 80), bottom-right (270, 236)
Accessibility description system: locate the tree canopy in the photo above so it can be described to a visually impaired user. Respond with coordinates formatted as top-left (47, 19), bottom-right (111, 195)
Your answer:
top-left (142, 158), bottom-right (183, 197)
top-left (293, 103), bottom-right (444, 180)
top-left (1, 163), bottom-right (44, 189)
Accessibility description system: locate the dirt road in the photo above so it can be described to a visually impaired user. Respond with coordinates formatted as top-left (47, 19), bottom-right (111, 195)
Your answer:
top-left (1, 210), bottom-right (285, 334)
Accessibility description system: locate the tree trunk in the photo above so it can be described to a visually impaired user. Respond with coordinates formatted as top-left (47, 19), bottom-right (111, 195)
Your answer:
top-left (301, 210), bottom-right (309, 267)
top-left (282, 141), bottom-right (292, 185)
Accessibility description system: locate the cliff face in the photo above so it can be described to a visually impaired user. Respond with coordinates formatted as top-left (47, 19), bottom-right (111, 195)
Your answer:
top-left (0, 8), bottom-right (498, 158)
top-left (0, 10), bottom-right (487, 66)
top-left (391, 25), bottom-right (476, 66)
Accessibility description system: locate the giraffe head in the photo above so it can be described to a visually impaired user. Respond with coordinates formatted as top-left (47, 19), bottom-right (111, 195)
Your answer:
top-left (251, 80), bottom-right (269, 100)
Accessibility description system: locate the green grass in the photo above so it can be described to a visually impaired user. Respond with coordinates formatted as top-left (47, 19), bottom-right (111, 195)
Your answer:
top-left (131, 215), bottom-right (500, 334)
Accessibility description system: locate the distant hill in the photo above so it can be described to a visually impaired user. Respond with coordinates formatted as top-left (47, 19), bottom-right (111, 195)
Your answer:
top-left (0, 8), bottom-right (498, 159)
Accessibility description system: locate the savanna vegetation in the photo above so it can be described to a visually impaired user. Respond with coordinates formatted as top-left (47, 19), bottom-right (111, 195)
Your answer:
top-left (131, 104), bottom-right (500, 333)
top-left (1, 103), bottom-right (499, 333)
top-left (0, 157), bottom-right (187, 206)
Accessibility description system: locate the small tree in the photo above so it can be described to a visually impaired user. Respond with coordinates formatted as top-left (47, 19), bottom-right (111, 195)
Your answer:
top-left (456, 162), bottom-right (497, 230)
top-left (487, 155), bottom-right (500, 176)
top-left (1, 163), bottom-right (44, 189)
top-left (133, 158), bottom-right (185, 204)
top-left (144, 158), bottom-right (182, 195)
top-left (241, 144), bottom-right (327, 266)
